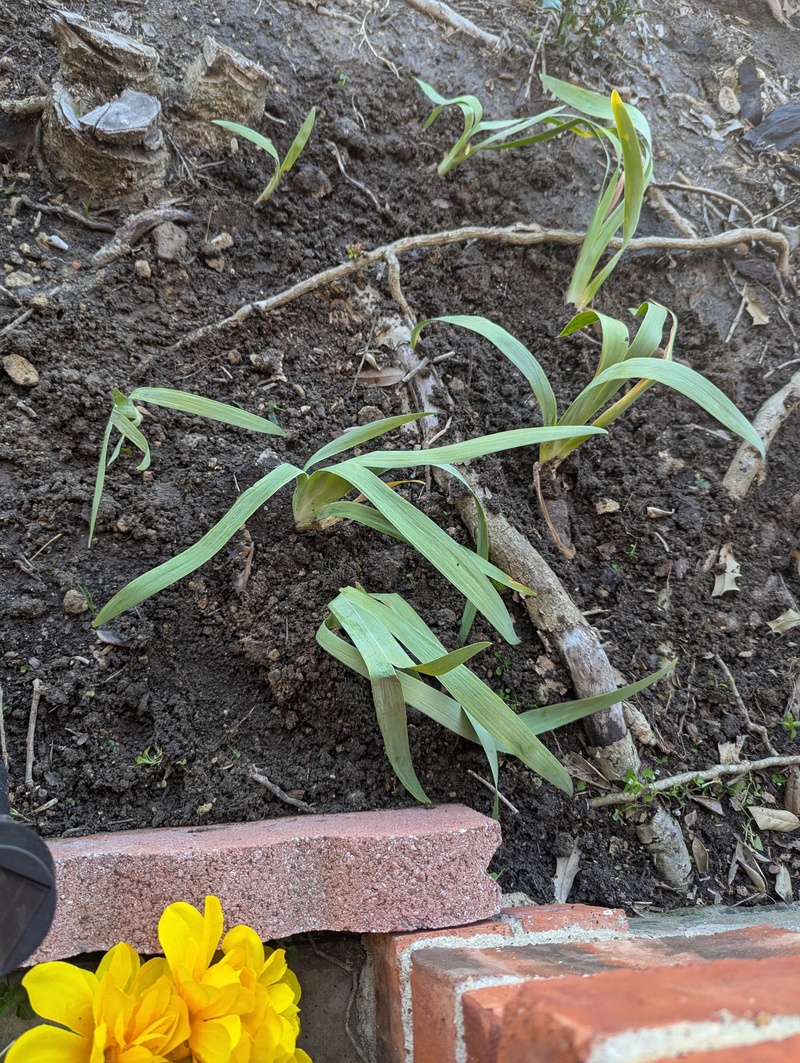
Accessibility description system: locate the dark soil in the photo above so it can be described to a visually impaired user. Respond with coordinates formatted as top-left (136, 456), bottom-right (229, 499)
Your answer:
top-left (2, 0), bottom-right (800, 913)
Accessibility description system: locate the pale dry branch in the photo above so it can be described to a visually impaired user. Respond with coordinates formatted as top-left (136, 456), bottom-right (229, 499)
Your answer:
top-left (250, 764), bottom-right (314, 812)
top-left (723, 366), bottom-right (800, 499)
top-left (24, 679), bottom-right (43, 790)
top-left (171, 223), bottom-right (792, 352)
top-left (590, 754), bottom-right (800, 808)
top-left (714, 653), bottom-right (777, 756)
top-left (402, 0), bottom-right (502, 46)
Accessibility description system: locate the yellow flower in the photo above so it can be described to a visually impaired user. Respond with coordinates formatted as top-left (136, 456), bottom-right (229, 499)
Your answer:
top-left (158, 896), bottom-right (252, 1063)
top-left (7, 942), bottom-right (189, 1063)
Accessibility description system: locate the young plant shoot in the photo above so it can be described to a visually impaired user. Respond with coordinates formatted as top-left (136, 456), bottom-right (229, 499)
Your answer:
top-left (213, 107), bottom-right (316, 205)
top-left (319, 586), bottom-right (676, 806)
top-left (91, 404), bottom-right (606, 641)
top-left (411, 306), bottom-right (764, 476)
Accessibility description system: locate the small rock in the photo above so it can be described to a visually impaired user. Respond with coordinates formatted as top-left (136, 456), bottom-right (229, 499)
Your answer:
top-left (357, 405), bottom-right (384, 425)
top-left (292, 164), bottom-right (332, 199)
top-left (63, 589), bottom-right (88, 615)
top-left (110, 10), bottom-right (133, 31)
top-left (718, 85), bottom-right (740, 115)
top-left (595, 497), bottom-right (620, 515)
top-left (204, 256), bottom-right (225, 273)
top-left (5, 270), bottom-right (36, 288)
top-left (47, 234), bottom-right (69, 251)
top-left (200, 232), bottom-right (234, 255)
top-left (134, 259), bottom-right (152, 279)
top-left (29, 293), bottom-right (49, 311)
top-left (151, 222), bottom-right (187, 262)
top-left (2, 354), bottom-right (39, 387)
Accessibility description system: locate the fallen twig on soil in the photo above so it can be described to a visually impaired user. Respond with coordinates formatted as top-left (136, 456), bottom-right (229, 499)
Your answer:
top-left (20, 194), bottom-right (117, 233)
top-left (402, 0), bottom-right (502, 47)
top-left (467, 769), bottom-right (519, 813)
top-left (590, 754), bottom-right (800, 808)
top-left (0, 307), bottom-right (33, 339)
top-left (714, 653), bottom-right (777, 756)
top-left (722, 366), bottom-right (800, 499)
top-left (171, 223), bottom-right (792, 352)
top-left (652, 181), bottom-right (755, 226)
top-left (24, 678), bottom-right (43, 791)
top-left (250, 764), bottom-right (314, 812)
top-left (91, 206), bottom-right (195, 268)
top-left (0, 683), bottom-right (8, 770)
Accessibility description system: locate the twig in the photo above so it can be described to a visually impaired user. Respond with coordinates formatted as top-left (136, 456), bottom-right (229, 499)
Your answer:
top-left (171, 223), bottom-right (792, 352)
top-left (590, 754), bottom-right (800, 808)
top-left (725, 291), bottom-right (747, 345)
top-left (0, 683), bottom-right (8, 770)
top-left (653, 181), bottom-right (755, 226)
top-left (722, 366), bottom-right (800, 499)
top-left (714, 654), bottom-right (777, 756)
top-left (249, 764), bottom-right (314, 812)
top-left (20, 194), bottom-right (117, 232)
top-left (92, 207), bottom-right (195, 268)
top-left (24, 679), bottom-right (43, 790)
top-left (646, 186), bottom-right (698, 238)
top-left (0, 307), bottom-right (33, 339)
top-left (467, 769), bottom-right (519, 813)
top-left (328, 141), bottom-right (381, 211)
top-left (402, 0), bottom-right (502, 47)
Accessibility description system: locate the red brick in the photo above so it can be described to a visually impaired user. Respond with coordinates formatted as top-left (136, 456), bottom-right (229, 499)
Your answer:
top-left (501, 903), bottom-right (628, 935)
top-left (33, 804), bottom-right (501, 963)
top-left (653, 1035), bottom-right (800, 1062)
top-left (462, 956), bottom-right (800, 1063)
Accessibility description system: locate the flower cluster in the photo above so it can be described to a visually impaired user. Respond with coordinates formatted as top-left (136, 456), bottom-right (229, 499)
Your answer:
top-left (9, 895), bottom-right (311, 1063)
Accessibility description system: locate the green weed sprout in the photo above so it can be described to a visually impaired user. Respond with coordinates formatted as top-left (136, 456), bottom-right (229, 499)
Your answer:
top-left (88, 387), bottom-right (285, 548)
top-left (319, 586), bottom-right (676, 803)
top-left (415, 78), bottom-right (582, 177)
top-left (413, 307), bottom-right (764, 476)
top-left (90, 407), bottom-right (605, 639)
top-left (213, 107), bottom-right (316, 205)
top-left (542, 0), bottom-right (642, 56)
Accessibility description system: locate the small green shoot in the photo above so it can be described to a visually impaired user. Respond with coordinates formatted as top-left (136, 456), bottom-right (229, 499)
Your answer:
top-left (213, 108), bottom-right (317, 205)
top-left (318, 585), bottom-right (676, 807)
top-left (781, 712), bottom-right (799, 740)
top-left (542, 0), bottom-right (643, 56)
top-left (135, 746), bottom-right (163, 766)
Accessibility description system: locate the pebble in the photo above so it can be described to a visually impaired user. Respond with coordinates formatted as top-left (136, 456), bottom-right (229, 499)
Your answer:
top-left (5, 270), bottom-right (36, 288)
top-left (292, 164), bottom-right (333, 199)
top-left (134, 259), bottom-right (152, 279)
top-left (2, 354), bottom-right (39, 387)
top-left (151, 222), bottom-right (187, 262)
top-left (29, 293), bottom-right (49, 311)
top-left (63, 589), bottom-right (89, 615)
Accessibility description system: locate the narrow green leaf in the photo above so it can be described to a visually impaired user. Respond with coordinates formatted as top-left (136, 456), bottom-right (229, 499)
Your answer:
top-left (541, 75), bottom-right (651, 145)
top-left (282, 106), bottom-right (316, 173)
top-left (414, 315), bottom-right (558, 427)
top-left (109, 406), bottom-right (151, 470)
top-left (129, 388), bottom-right (285, 437)
top-left (612, 89), bottom-right (646, 247)
top-left (292, 470), bottom-right (356, 528)
top-left (93, 463), bottom-right (302, 626)
top-left (88, 418), bottom-right (114, 548)
top-left (402, 642), bottom-right (491, 676)
top-left (304, 412), bottom-right (431, 470)
top-left (328, 592), bottom-right (429, 803)
top-left (586, 357), bottom-right (765, 455)
top-left (212, 120), bottom-right (281, 163)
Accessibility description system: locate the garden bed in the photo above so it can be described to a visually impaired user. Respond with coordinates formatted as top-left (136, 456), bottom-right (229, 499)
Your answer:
top-left (1, 0), bottom-right (799, 911)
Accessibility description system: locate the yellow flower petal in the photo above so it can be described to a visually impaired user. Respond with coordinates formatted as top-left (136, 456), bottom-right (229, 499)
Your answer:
top-left (190, 1014), bottom-right (241, 1063)
top-left (159, 897), bottom-right (224, 982)
top-left (95, 942), bottom-right (140, 989)
top-left (221, 925), bottom-right (265, 973)
top-left (6, 1025), bottom-right (91, 1063)
top-left (22, 961), bottom-right (97, 1038)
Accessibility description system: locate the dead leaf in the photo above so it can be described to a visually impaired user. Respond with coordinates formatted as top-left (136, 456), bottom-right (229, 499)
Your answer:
top-left (712, 542), bottom-right (741, 597)
top-left (356, 367), bottom-right (406, 386)
top-left (775, 865), bottom-right (794, 902)
top-left (595, 498), bottom-right (620, 515)
top-left (718, 738), bottom-right (744, 765)
top-left (750, 806), bottom-right (800, 832)
top-left (692, 836), bottom-right (710, 875)
top-left (553, 844), bottom-right (582, 903)
top-left (785, 768), bottom-right (800, 817)
top-left (563, 752), bottom-right (612, 790)
top-left (767, 608), bottom-right (800, 635)
top-left (743, 284), bottom-right (770, 326)
top-left (690, 795), bottom-right (725, 816)
top-left (728, 840), bottom-right (768, 892)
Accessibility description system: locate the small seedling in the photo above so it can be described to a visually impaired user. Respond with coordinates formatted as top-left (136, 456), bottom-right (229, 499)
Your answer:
top-left (543, 0), bottom-right (643, 55)
top-left (134, 747), bottom-right (163, 767)
top-left (781, 712), bottom-right (799, 740)
top-left (213, 107), bottom-right (317, 206)
top-left (319, 585), bottom-right (676, 806)
top-left (78, 584), bottom-right (97, 616)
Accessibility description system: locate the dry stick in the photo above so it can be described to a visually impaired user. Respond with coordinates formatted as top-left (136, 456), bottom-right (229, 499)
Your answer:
top-left (722, 366), bottom-right (800, 499)
top-left (0, 683), bottom-right (8, 770)
top-left (249, 764), bottom-right (314, 813)
top-left (20, 194), bottom-right (117, 233)
top-left (646, 186), bottom-right (698, 238)
top-left (401, 0), bottom-right (502, 47)
top-left (714, 653), bottom-right (777, 756)
top-left (24, 679), bottom-right (43, 790)
top-left (590, 754), bottom-right (800, 808)
top-left (467, 769), bottom-right (520, 813)
top-left (91, 207), bottom-right (196, 268)
top-left (370, 300), bottom-right (641, 781)
top-left (652, 181), bottom-right (755, 226)
top-left (171, 224), bottom-right (792, 352)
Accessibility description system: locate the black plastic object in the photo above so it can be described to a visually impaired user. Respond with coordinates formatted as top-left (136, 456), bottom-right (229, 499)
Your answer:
top-left (0, 764), bottom-right (56, 974)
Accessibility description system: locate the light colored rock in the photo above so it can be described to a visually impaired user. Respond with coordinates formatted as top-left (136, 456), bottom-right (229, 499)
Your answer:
top-left (31, 805), bottom-right (501, 962)
top-left (63, 589), bottom-right (89, 615)
top-left (5, 270), bottom-right (36, 288)
top-left (134, 259), bottom-right (152, 279)
top-left (2, 354), bottom-right (39, 387)
top-left (151, 222), bottom-right (188, 262)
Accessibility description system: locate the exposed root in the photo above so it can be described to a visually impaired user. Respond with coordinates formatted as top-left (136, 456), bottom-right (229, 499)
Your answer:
top-left (92, 206), bottom-right (195, 268)
top-left (714, 653), bottom-right (777, 756)
top-left (171, 223), bottom-right (793, 353)
top-left (249, 764), bottom-right (314, 813)
top-left (590, 754), bottom-right (800, 808)
top-left (722, 366), bottom-right (800, 500)
top-left (402, 0), bottom-right (502, 47)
